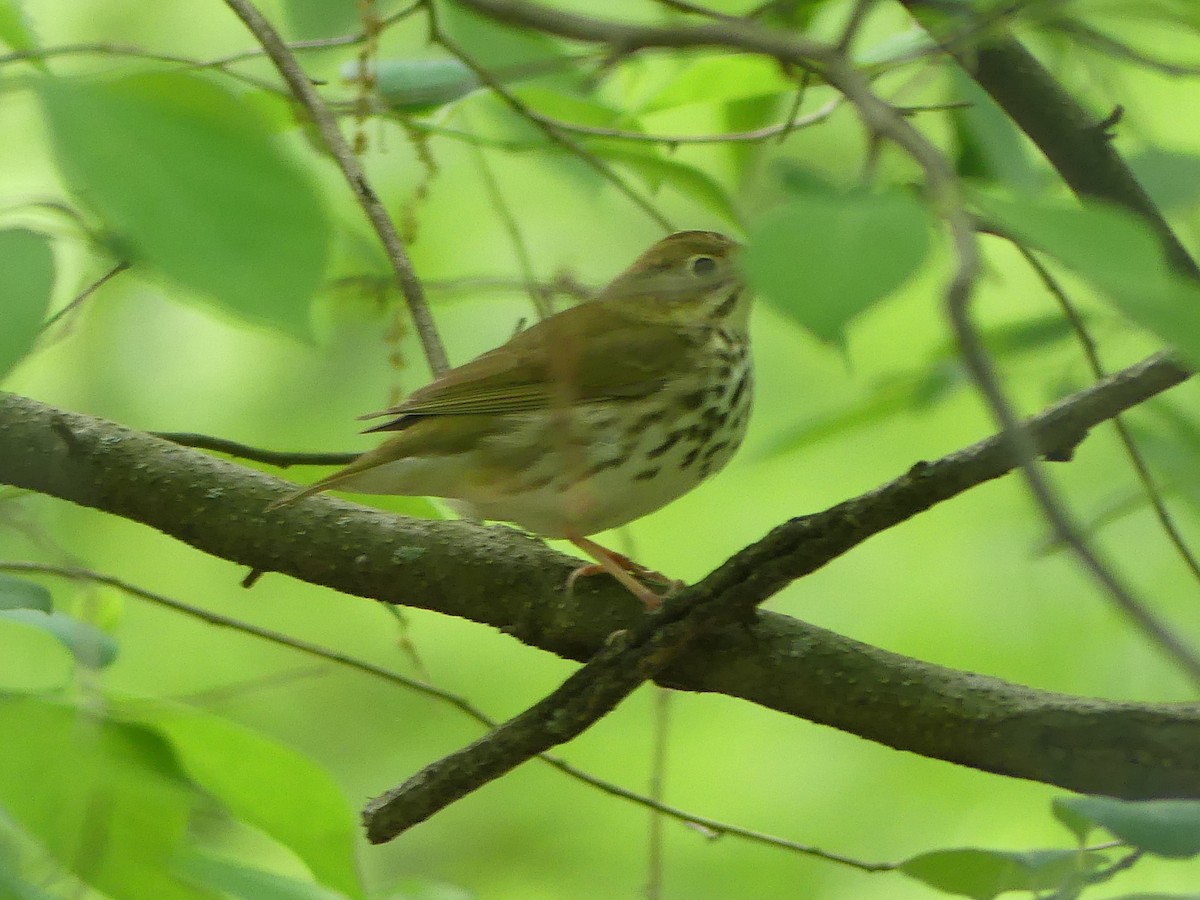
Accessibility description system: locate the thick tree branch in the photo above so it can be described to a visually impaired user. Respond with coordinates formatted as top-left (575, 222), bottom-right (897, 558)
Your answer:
top-left (3, 351), bottom-right (1198, 803)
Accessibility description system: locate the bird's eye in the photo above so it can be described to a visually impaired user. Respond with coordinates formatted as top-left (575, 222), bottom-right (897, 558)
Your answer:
top-left (690, 255), bottom-right (718, 277)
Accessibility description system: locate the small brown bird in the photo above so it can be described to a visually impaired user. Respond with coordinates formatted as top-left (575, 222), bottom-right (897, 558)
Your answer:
top-left (276, 231), bottom-right (752, 608)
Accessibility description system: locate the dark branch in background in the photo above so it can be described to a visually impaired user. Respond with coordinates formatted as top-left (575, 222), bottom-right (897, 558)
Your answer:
top-left (4, 352), bottom-right (1197, 823)
top-left (896, 2), bottom-right (1200, 282)
top-left (220, 0), bottom-right (450, 376)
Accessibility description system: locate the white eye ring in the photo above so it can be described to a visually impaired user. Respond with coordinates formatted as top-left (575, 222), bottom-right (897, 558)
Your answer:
top-left (690, 255), bottom-right (718, 276)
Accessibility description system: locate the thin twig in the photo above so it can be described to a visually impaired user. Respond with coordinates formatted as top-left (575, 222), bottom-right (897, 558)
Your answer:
top-left (1049, 18), bottom-right (1200, 78)
top-left (0, 559), bottom-right (882, 869)
top-left (651, 0), bottom-right (742, 22)
top-left (836, 0), bottom-right (877, 54)
top-left (0, 43), bottom-right (283, 93)
top-left (39, 261), bottom-right (130, 333)
top-left (532, 96), bottom-right (843, 144)
top-left (221, 0), bottom-right (449, 376)
top-left (1010, 240), bottom-right (1200, 587)
top-left (153, 433), bottom-right (358, 468)
top-left (645, 687), bottom-right (672, 900)
top-left (428, 15), bottom-right (674, 232)
top-left (202, 1), bottom-right (424, 66)
top-left (462, 109), bottom-right (554, 319)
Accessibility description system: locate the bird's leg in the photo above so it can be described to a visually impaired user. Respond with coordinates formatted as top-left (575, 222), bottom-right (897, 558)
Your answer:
top-left (565, 535), bottom-right (684, 611)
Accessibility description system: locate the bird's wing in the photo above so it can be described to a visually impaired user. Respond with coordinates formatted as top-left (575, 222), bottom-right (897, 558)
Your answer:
top-left (361, 302), bottom-right (698, 430)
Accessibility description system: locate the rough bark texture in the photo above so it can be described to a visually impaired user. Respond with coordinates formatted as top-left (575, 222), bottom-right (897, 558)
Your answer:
top-left (4, 353), bottom-right (1199, 801)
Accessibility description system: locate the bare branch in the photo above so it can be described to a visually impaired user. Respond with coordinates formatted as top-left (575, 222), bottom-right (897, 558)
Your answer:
top-left (221, 0), bottom-right (450, 376)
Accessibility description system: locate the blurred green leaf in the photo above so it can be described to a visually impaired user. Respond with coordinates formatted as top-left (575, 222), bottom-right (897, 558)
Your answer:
top-left (116, 699), bottom-right (365, 899)
top-left (762, 364), bottom-right (957, 459)
top-left (1055, 795), bottom-right (1200, 859)
top-left (0, 574), bottom-right (51, 611)
top-left (385, 878), bottom-right (476, 900)
top-left (0, 609), bottom-right (117, 668)
top-left (644, 55), bottom-right (794, 112)
top-left (437, 0), bottom-right (567, 71)
top-left (0, 695), bottom-right (203, 900)
top-left (0, 0), bottom-right (37, 53)
top-left (744, 190), bottom-right (930, 344)
top-left (280, 0), bottom-right (361, 40)
top-left (38, 71), bottom-right (330, 338)
top-left (1129, 148), bottom-right (1200, 212)
top-left (950, 70), bottom-right (1039, 193)
top-left (178, 849), bottom-right (350, 900)
top-left (856, 27), bottom-right (936, 67)
top-left (899, 847), bottom-right (1092, 899)
top-left (976, 194), bottom-right (1200, 367)
top-left (0, 228), bottom-right (54, 379)
top-left (0, 808), bottom-right (64, 900)
top-left (592, 143), bottom-right (741, 225)
top-left (1053, 794), bottom-right (1097, 843)
top-left (514, 86), bottom-right (625, 128)
top-left (765, 310), bottom-right (1082, 457)
top-left (351, 58), bottom-right (480, 111)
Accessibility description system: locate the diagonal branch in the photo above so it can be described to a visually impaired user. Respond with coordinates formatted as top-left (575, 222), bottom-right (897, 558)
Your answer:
top-left (3, 351), bottom-right (1197, 805)
top-left (221, 0), bottom-right (450, 376)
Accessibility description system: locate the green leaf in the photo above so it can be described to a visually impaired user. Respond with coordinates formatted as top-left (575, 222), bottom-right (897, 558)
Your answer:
top-left (38, 72), bottom-right (330, 338)
top-left (116, 700), bottom-right (365, 899)
top-left (1129, 148), bottom-right (1200, 212)
top-left (592, 143), bottom-right (741, 225)
top-left (643, 54), bottom-right (794, 112)
top-left (0, 228), bottom-right (54, 379)
top-left (386, 877), bottom-right (476, 900)
top-left (359, 58), bottom-right (588, 114)
top-left (856, 27), bottom-right (936, 68)
top-left (0, 809), bottom-right (64, 900)
top-left (281, 0), bottom-right (362, 40)
top-left (0, 574), bottom-right (51, 611)
top-left (436, 0), bottom-right (566, 72)
top-left (0, 0), bottom-right (37, 53)
top-left (976, 194), bottom-right (1200, 367)
top-left (178, 849), bottom-right (350, 900)
top-left (950, 70), bottom-right (1038, 193)
top-left (1052, 794), bottom-right (1096, 843)
top-left (899, 847), bottom-right (1092, 899)
top-left (762, 363), bottom-right (961, 459)
top-left (0, 609), bottom-right (118, 668)
top-left (0, 695), bottom-right (203, 900)
top-left (1055, 795), bottom-right (1200, 859)
top-left (744, 191), bottom-right (931, 343)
